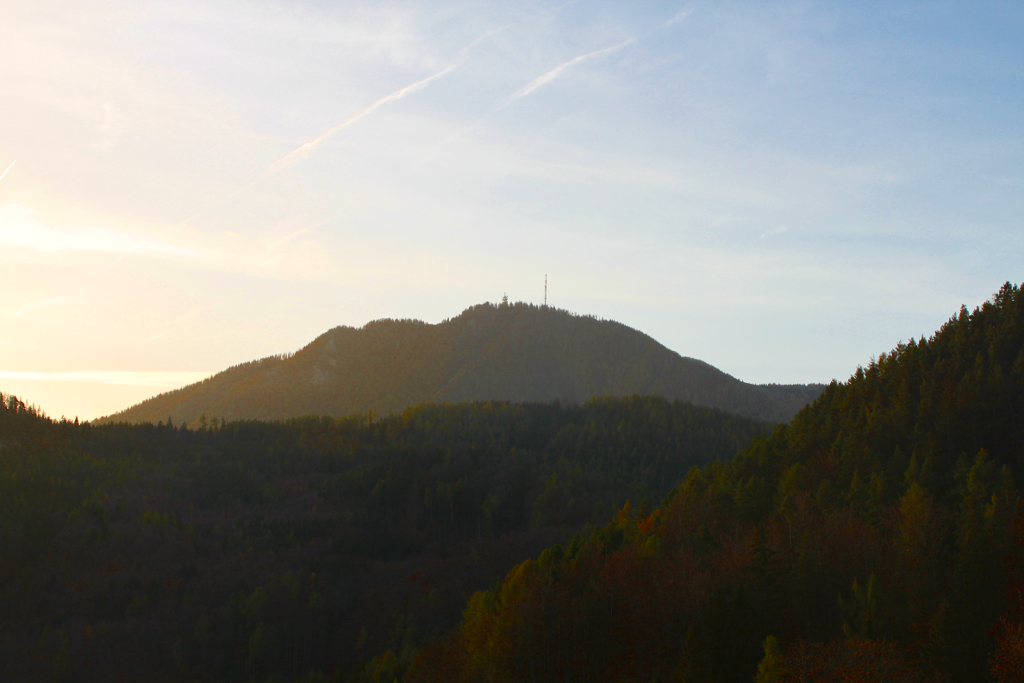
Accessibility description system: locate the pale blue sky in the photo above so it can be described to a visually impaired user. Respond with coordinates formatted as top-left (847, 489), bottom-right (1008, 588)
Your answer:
top-left (1, 0), bottom-right (1021, 419)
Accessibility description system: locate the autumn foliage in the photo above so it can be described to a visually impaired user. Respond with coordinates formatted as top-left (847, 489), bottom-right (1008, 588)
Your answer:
top-left (408, 283), bottom-right (1024, 683)
top-left (774, 637), bottom-right (926, 683)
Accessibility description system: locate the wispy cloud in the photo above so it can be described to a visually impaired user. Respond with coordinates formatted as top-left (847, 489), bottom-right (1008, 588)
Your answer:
top-left (0, 370), bottom-right (214, 387)
top-left (6, 297), bottom-right (69, 319)
top-left (0, 204), bottom-right (191, 255)
top-left (89, 103), bottom-right (123, 151)
top-left (86, 249), bottom-right (135, 277)
top-left (264, 26), bottom-right (506, 175)
top-left (424, 37), bottom-right (635, 160)
top-left (664, 8), bottom-right (692, 28)
top-left (500, 38), bottom-right (634, 107)
top-left (760, 227), bottom-right (789, 239)
top-left (266, 217), bottom-right (334, 252)
top-left (550, 0), bottom-right (583, 11)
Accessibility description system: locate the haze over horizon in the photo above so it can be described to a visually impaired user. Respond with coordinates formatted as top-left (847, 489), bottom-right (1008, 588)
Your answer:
top-left (2, 0), bottom-right (1022, 421)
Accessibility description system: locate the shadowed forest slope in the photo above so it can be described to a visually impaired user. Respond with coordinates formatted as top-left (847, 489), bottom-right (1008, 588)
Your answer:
top-left (100, 302), bottom-right (823, 426)
top-left (406, 282), bottom-right (1024, 683)
top-left (6, 286), bottom-right (1024, 682)
top-left (0, 394), bottom-right (767, 682)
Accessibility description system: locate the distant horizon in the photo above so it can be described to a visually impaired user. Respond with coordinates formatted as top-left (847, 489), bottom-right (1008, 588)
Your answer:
top-left (0, 290), bottom-right (968, 423)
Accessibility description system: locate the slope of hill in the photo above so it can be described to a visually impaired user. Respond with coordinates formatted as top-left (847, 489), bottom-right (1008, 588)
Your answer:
top-left (0, 394), bottom-right (768, 682)
top-left (407, 282), bottom-right (1024, 683)
top-left (100, 302), bottom-right (823, 425)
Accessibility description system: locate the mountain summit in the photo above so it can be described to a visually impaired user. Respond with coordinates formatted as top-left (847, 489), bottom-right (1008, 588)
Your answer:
top-left (100, 302), bottom-right (823, 425)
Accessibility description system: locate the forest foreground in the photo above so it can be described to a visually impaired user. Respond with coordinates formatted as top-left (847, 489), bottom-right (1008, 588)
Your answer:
top-left (3, 284), bottom-right (1024, 681)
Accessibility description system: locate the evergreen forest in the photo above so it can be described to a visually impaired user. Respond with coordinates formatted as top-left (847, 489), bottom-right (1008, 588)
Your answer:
top-left (0, 393), bottom-right (764, 682)
top-left (4, 283), bottom-right (1024, 682)
top-left (405, 282), bottom-right (1024, 683)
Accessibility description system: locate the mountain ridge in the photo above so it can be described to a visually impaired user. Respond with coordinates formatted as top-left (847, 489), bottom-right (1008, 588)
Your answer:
top-left (99, 302), bottom-right (824, 425)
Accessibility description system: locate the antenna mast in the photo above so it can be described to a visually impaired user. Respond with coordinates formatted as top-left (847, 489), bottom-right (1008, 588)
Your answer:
top-left (544, 274), bottom-right (547, 307)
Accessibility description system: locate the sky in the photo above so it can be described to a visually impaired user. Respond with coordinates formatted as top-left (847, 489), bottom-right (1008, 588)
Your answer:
top-left (1, 0), bottom-right (1022, 421)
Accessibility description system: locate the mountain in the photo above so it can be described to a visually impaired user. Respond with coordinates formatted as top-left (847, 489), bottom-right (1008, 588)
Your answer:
top-left (99, 302), bottom-right (824, 425)
top-left (406, 282), bottom-right (1024, 683)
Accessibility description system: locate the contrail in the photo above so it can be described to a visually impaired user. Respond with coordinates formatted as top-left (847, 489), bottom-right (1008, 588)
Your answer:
top-left (422, 37), bottom-right (634, 164)
top-left (0, 160), bottom-right (15, 183)
top-left (7, 297), bottom-right (69, 319)
top-left (266, 217), bottom-right (334, 252)
top-left (551, 0), bottom-right (583, 11)
top-left (87, 248), bottom-right (136, 277)
top-left (664, 8), bottom-right (692, 27)
top-left (165, 28), bottom-right (505, 231)
top-left (264, 27), bottom-right (507, 176)
top-left (264, 71), bottom-right (454, 174)
top-left (500, 38), bottom-right (634, 108)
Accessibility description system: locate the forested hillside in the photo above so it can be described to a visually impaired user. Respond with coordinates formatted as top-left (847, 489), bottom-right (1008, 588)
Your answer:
top-left (100, 302), bottom-right (823, 426)
top-left (407, 282), bottom-right (1024, 683)
top-left (0, 393), bottom-right (766, 682)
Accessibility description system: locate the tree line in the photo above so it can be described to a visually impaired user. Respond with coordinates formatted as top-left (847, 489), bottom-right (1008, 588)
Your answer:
top-left (0, 392), bottom-right (766, 682)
